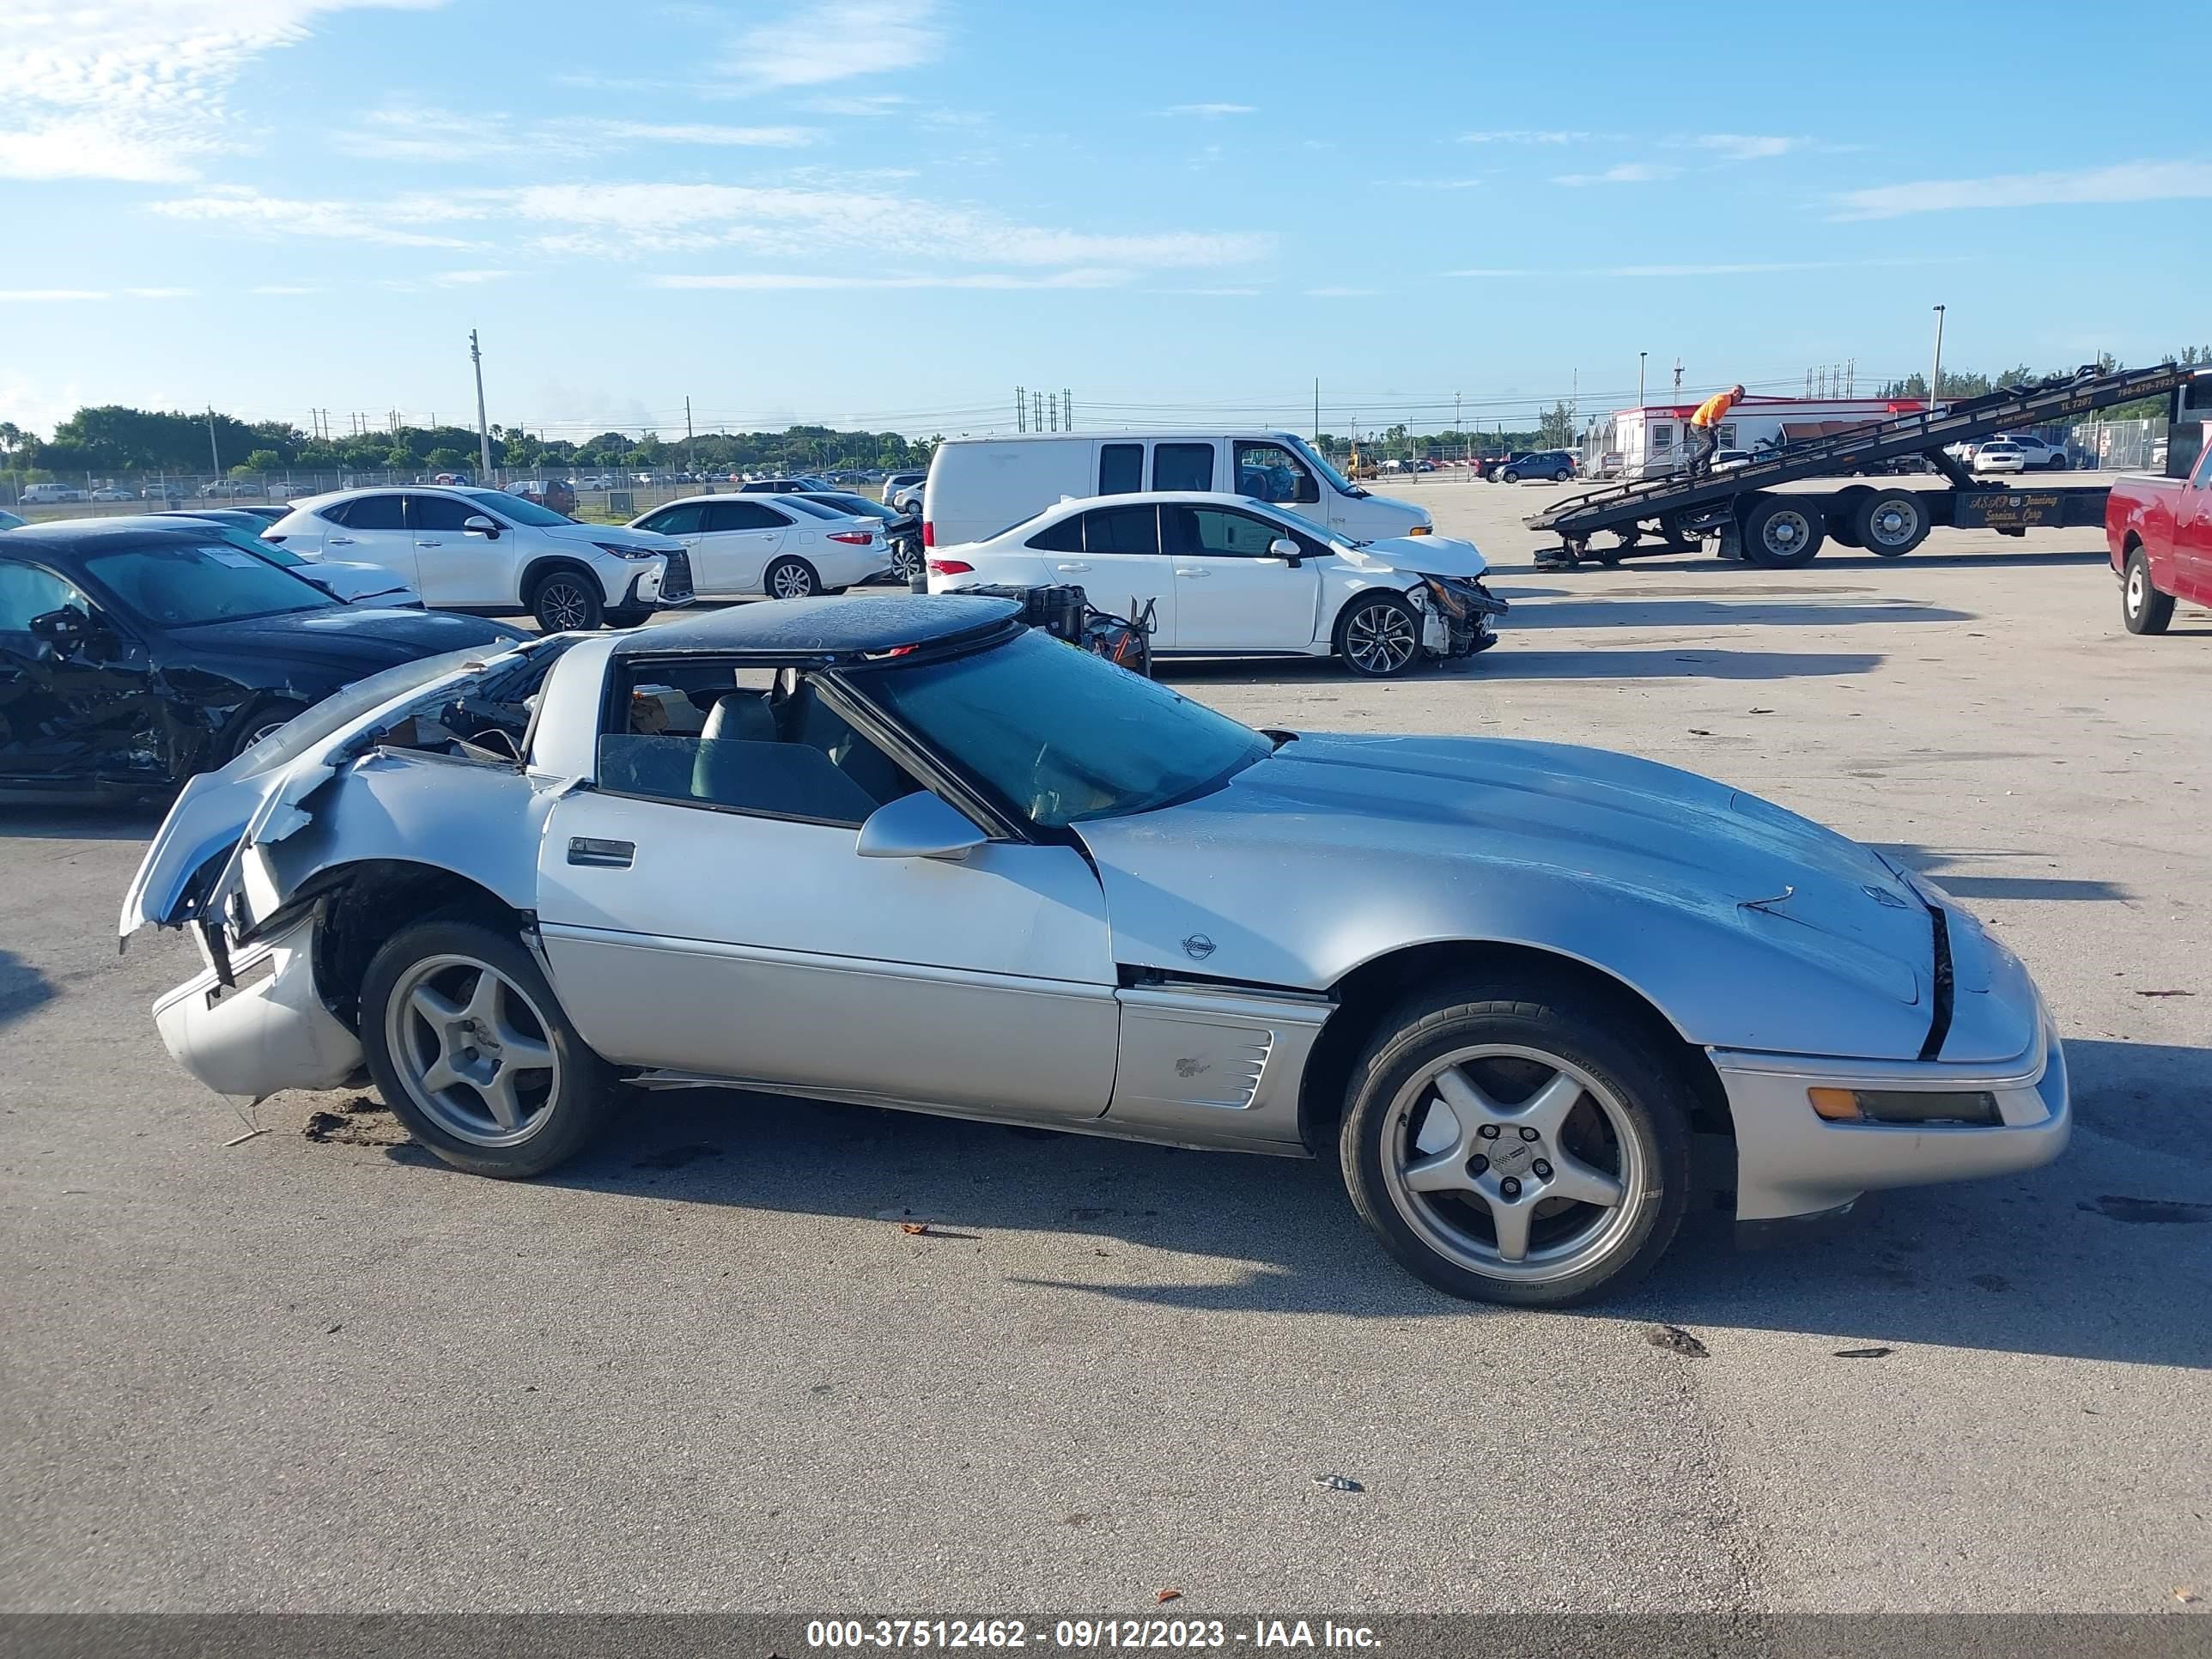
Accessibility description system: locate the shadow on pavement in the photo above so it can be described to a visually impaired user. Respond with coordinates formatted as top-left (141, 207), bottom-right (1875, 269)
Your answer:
top-left (1155, 648), bottom-right (1883, 689)
top-left (416, 1030), bottom-right (2212, 1370)
top-left (1504, 598), bottom-right (1974, 629)
top-left (0, 948), bottom-right (55, 1030)
top-left (0, 802), bottom-right (167, 842)
top-left (1875, 844), bottom-right (2135, 904)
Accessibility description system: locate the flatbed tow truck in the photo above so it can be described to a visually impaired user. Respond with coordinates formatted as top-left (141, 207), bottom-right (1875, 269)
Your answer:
top-left (1526, 362), bottom-right (2204, 570)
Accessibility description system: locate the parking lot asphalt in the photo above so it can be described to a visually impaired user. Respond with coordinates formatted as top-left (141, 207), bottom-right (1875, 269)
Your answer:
top-left (3, 479), bottom-right (2208, 1613)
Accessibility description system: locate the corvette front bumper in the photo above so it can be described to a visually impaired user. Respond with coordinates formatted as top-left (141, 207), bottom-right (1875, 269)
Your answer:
top-left (1714, 1019), bottom-right (2069, 1224)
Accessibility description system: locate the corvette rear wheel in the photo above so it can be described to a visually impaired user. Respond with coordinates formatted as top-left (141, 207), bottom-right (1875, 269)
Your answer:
top-left (362, 918), bottom-right (617, 1179)
top-left (1340, 980), bottom-right (1691, 1305)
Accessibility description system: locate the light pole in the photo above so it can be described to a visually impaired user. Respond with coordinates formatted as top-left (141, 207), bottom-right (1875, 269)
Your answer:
top-left (1638, 350), bottom-right (1648, 409)
top-left (469, 330), bottom-right (494, 481)
top-left (1929, 304), bottom-right (1947, 416)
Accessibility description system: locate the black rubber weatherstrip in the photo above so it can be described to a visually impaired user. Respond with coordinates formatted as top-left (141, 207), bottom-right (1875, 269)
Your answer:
top-left (1918, 903), bottom-right (1954, 1062)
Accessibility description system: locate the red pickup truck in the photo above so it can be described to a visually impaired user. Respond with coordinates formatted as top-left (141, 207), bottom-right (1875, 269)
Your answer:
top-left (2107, 446), bottom-right (2212, 634)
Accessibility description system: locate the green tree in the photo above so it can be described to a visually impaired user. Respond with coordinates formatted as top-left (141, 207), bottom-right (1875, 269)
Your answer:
top-left (424, 447), bottom-right (471, 471)
top-left (236, 448), bottom-right (283, 476)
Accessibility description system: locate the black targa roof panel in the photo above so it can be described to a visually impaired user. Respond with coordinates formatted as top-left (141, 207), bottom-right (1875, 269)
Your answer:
top-left (606, 592), bottom-right (1021, 659)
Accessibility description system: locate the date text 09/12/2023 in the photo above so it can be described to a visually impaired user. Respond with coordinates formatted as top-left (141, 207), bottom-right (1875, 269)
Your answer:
top-left (805, 1619), bottom-right (1382, 1650)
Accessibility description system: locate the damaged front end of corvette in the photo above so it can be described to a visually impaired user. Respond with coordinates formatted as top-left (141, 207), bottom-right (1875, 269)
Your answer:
top-left (122, 636), bottom-right (583, 1103)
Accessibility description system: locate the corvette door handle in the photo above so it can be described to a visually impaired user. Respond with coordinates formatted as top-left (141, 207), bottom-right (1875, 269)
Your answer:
top-left (327, 536), bottom-right (356, 546)
top-left (416, 539), bottom-right (442, 548)
top-left (567, 836), bottom-right (634, 868)
top-left (1054, 562), bottom-right (1091, 573)
top-left (1175, 567), bottom-right (1209, 577)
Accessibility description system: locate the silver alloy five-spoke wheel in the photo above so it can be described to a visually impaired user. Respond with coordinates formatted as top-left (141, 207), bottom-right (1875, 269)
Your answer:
top-left (386, 954), bottom-right (561, 1147)
top-left (1342, 600), bottom-right (1419, 676)
top-left (769, 558), bottom-right (817, 599)
top-left (1379, 1045), bottom-right (1644, 1284)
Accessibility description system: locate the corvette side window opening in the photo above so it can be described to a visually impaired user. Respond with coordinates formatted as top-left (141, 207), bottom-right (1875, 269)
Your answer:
top-left (599, 661), bottom-right (922, 828)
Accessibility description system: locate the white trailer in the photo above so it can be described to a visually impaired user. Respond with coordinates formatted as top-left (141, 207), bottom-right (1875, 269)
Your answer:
top-left (1583, 395), bottom-right (1930, 479)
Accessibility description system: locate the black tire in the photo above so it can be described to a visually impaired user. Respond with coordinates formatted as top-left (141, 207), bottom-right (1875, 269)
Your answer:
top-left (1338, 976), bottom-right (1692, 1306)
top-left (2123, 549), bottom-right (2176, 635)
top-left (223, 697), bottom-right (308, 763)
top-left (2045, 454), bottom-right (2068, 472)
top-left (1826, 486), bottom-right (1875, 549)
top-left (1739, 495), bottom-right (1826, 568)
top-left (1852, 489), bottom-right (1931, 557)
top-left (530, 568), bottom-right (603, 631)
top-left (361, 917), bottom-right (618, 1179)
top-left (1500, 470), bottom-right (1521, 484)
top-left (1553, 468), bottom-right (1571, 483)
top-left (763, 556), bottom-right (819, 600)
top-left (1334, 591), bottom-right (1425, 678)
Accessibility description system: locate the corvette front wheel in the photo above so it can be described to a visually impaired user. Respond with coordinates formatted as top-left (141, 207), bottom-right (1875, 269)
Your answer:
top-left (1340, 979), bottom-right (1692, 1305)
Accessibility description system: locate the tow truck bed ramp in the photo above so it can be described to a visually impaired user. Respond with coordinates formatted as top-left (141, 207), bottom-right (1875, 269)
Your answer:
top-left (1526, 363), bottom-right (2202, 569)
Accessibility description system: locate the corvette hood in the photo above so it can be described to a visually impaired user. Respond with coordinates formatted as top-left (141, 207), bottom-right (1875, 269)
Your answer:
top-left (1337, 534), bottom-right (1487, 579)
top-left (1075, 732), bottom-right (1935, 1039)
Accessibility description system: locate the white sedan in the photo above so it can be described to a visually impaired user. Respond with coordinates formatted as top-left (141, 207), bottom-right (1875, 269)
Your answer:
top-left (627, 494), bottom-right (890, 599)
top-left (926, 490), bottom-right (1504, 678)
top-left (1972, 441), bottom-right (2027, 475)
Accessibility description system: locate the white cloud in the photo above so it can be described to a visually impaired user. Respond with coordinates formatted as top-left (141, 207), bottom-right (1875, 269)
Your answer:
top-left (0, 289), bottom-right (109, 301)
top-left (0, 0), bottom-right (445, 183)
top-left (123, 286), bottom-right (196, 297)
top-left (145, 180), bottom-right (1273, 281)
top-left (149, 184), bottom-right (477, 246)
top-left (728, 0), bottom-right (942, 88)
top-left (587, 121), bottom-right (818, 147)
top-left (1688, 133), bottom-right (1800, 161)
top-left (1553, 162), bottom-right (1679, 186)
top-left (1461, 129), bottom-right (1594, 145)
top-left (1164, 103), bottom-right (1255, 118)
top-left (653, 270), bottom-right (1129, 291)
top-left (334, 107), bottom-right (821, 161)
top-left (1833, 159), bottom-right (2212, 219)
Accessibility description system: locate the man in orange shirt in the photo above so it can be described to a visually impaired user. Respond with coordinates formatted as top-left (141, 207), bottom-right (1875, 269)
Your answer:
top-left (1685, 383), bottom-right (1745, 478)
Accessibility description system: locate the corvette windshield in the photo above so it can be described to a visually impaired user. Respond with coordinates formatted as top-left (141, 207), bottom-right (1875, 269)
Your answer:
top-left (860, 630), bottom-right (1272, 828)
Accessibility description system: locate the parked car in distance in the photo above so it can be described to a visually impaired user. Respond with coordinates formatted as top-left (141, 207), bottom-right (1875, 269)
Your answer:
top-left (883, 470), bottom-right (927, 506)
top-left (927, 490), bottom-right (1502, 678)
top-left (20, 483), bottom-right (87, 504)
top-left (2107, 445), bottom-right (2212, 635)
top-left (89, 487), bottom-right (137, 502)
top-left (925, 431), bottom-right (1433, 551)
top-left (197, 479), bottom-right (265, 499)
top-left (1992, 432), bottom-right (2069, 471)
top-left (505, 479), bottom-right (579, 517)
top-left (1, 520), bottom-right (524, 794)
top-left (128, 592), bottom-right (2069, 1308)
top-left (266, 485), bottom-right (690, 630)
top-left (1713, 449), bottom-right (1754, 471)
top-left (627, 494), bottom-right (890, 599)
top-left (579, 477), bottom-right (616, 491)
top-left (1971, 440), bottom-right (2027, 475)
top-left (736, 477), bottom-right (834, 495)
top-left (792, 491), bottom-right (923, 582)
top-left (1498, 451), bottom-right (1577, 483)
top-left (1474, 452), bottom-right (1533, 481)
top-left (147, 512), bottom-right (422, 607)
top-left (141, 484), bottom-right (184, 501)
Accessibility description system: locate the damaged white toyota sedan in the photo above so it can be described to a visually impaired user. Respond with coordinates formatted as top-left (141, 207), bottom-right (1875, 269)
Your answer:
top-left (125, 594), bottom-right (2069, 1305)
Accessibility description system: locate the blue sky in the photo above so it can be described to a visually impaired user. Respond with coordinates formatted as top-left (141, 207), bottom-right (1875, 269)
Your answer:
top-left (4, 0), bottom-right (2209, 442)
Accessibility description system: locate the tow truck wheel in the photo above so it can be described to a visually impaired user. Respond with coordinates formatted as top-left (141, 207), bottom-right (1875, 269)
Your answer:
top-left (1740, 497), bottom-right (1826, 568)
top-left (1854, 489), bottom-right (1931, 557)
top-left (1826, 486), bottom-right (1875, 549)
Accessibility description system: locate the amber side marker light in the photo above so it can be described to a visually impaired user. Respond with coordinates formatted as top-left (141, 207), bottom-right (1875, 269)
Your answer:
top-left (1808, 1087), bottom-right (2002, 1127)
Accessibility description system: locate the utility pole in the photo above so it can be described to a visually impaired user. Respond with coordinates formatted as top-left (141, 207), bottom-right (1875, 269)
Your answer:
top-left (469, 330), bottom-right (493, 480)
top-left (1064, 388), bottom-right (1072, 429)
top-left (1672, 359), bottom-right (1683, 394)
top-left (1016, 386), bottom-right (1025, 433)
top-left (1455, 391), bottom-right (1462, 465)
top-left (206, 406), bottom-right (220, 475)
top-left (685, 395), bottom-right (694, 475)
top-left (1929, 304), bottom-right (1947, 412)
top-left (1638, 351), bottom-right (1647, 409)
top-left (1314, 377), bottom-right (1321, 444)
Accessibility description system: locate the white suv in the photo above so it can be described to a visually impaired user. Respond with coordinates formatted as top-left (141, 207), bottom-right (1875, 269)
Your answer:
top-left (266, 485), bottom-right (691, 629)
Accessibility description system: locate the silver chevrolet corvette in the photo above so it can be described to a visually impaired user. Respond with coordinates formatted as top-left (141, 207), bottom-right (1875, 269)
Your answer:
top-left (125, 595), bottom-right (2069, 1306)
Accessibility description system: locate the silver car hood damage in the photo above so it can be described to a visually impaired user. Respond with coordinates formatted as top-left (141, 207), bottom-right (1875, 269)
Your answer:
top-left (1075, 732), bottom-right (1946, 1062)
top-left (119, 641), bottom-right (545, 945)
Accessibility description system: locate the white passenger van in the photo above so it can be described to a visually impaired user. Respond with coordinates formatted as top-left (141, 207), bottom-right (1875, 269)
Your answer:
top-left (921, 431), bottom-right (1433, 550)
